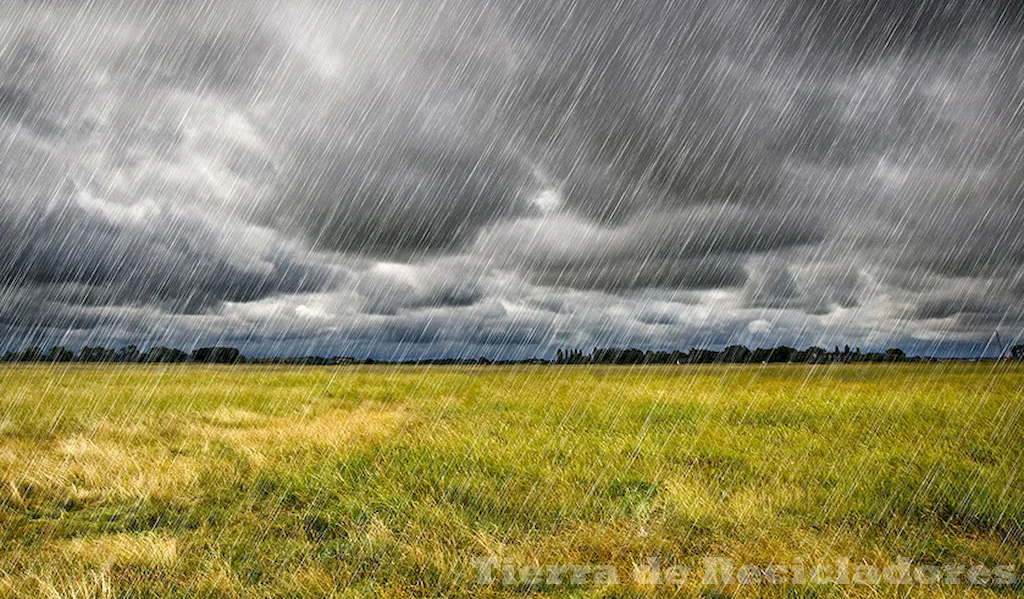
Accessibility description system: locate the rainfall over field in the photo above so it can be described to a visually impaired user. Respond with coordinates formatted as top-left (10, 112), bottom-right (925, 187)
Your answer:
top-left (2, 0), bottom-right (1024, 597)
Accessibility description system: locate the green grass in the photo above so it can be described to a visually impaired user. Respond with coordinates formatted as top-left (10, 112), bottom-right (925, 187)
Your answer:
top-left (0, 363), bottom-right (1022, 597)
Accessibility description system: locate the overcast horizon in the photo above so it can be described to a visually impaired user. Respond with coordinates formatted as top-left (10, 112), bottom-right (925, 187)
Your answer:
top-left (2, 0), bottom-right (1023, 360)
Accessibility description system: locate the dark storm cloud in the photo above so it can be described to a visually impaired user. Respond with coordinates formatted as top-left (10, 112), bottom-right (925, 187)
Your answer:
top-left (260, 0), bottom-right (1024, 304)
top-left (277, 128), bottom-right (534, 258)
top-left (476, 205), bottom-right (824, 291)
top-left (123, 28), bottom-right (285, 95)
top-left (0, 35), bottom-right (84, 137)
top-left (0, 136), bottom-right (335, 318)
top-left (535, 256), bottom-right (750, 293)
top-left (490, 0), bottom-right (778, 219)
top-left (0, 86), bottom-right (34, 127)
top-left (777, 0), bottom-right (1024, 58)
top-left (2, 0), bottom-right (1024, 353)
top-left (745, 267), bottom-right (802, 310)
top-left (636, 307), bottom-right (681, 327)
top-left (0, 7), bottom-right (339, 323)
top-left (0, 284), bottom-right (110, 330)
top-left (260, 0), bottom-right (793, 258)
top-left (744, 264), bottom-right (863, 314)
top-left (0, 198), bottom-right (335, 313)
top-left (912, 297), bottom-right (1004, 321)
top-left (257, 2), bottom-right (542, 258)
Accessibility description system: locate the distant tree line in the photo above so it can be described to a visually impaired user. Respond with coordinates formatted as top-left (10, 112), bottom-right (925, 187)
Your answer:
top-left (1, 345), bottom-right (242, 364)
top-left (3, 343), bottom-right (1021, 365)
top-left (556, 344), bottom-right (929, 364)
top-left (0, 345), bottom-right (396, 365)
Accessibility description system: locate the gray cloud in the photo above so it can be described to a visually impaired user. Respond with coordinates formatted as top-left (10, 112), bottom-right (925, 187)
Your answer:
top-left (476, 205), bottom-right (824, 291)
top-left (276, 128), bottom-right (535, 258)
top-left (0, 133), bottom-right (336, 318)
top-left (1, 0), bottom-right (1023, 354)
top-left (777, 0), bottom-right (1024, 59)
top-left (0, 203), bottom-right (336, 313)
top-left (745, 263), bottom-right (864, 315)
top-left (355, 259), bottom-right (489, 315)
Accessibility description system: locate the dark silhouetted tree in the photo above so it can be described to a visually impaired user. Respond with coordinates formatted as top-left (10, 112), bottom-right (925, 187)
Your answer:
top-left (191, 347), bottom-right (242, 364)
top-left (47, 346), bottom-right (74, 362)
top-left (146, 347), bottom-right (189, 363)
top-left (883, 348), bottom-right (907, 362)
top-left (720, 345), bottom-right (752, 363)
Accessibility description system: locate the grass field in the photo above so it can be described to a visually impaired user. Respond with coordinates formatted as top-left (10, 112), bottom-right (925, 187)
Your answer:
top-left (0, 363), bottom-right (1022, 597)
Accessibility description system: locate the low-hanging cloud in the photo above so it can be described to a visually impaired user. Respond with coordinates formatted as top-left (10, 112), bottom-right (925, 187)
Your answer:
top-left (1, 0), bottom-right (1023, 356)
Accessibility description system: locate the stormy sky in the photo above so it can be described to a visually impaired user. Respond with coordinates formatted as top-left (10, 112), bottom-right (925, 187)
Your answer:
top-left (1, 0), bottom-right (1023, 358)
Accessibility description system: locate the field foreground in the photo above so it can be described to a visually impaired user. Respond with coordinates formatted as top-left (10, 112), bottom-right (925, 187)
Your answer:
top-left (0, 363), bottom-right (1022, 597)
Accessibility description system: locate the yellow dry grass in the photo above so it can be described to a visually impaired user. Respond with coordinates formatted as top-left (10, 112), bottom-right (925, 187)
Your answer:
top-left (0, 363), bottom-right (1020, 598)
top-left (58, 533), bottom-right (178, 568)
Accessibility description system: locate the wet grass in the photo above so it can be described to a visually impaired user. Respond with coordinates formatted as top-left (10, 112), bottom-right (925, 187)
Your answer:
top-left (0, 363), bottom-right (1021, 597)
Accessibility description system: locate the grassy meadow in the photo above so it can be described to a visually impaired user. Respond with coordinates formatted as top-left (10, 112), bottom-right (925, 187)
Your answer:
top-left (0, 363), bottom-right (1022, 597)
